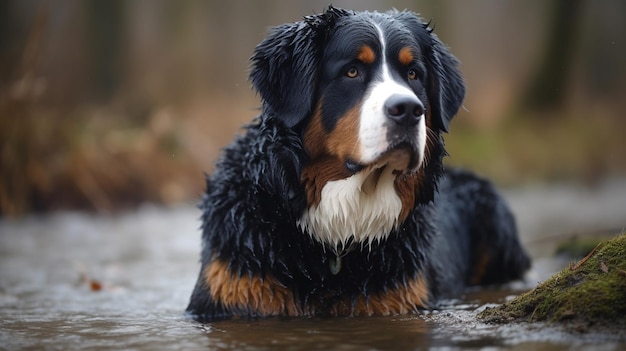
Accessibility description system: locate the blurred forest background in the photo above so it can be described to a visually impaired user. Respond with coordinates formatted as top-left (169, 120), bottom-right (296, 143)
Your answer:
top-left (1, 0), bottom-right (625, 217)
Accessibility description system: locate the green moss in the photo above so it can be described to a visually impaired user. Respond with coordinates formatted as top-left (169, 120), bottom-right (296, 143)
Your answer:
top-left (478, 234), bottom-right (626, 331)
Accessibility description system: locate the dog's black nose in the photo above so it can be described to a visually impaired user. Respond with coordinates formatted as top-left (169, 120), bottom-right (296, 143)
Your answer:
top-left (384, 95), bottom-right (424, 127)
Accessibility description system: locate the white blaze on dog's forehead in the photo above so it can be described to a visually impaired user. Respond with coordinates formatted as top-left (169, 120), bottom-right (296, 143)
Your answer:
top-left (297, 168), bottom-right (403, 249)
top-left (358, 22), bottom-right (426, 166)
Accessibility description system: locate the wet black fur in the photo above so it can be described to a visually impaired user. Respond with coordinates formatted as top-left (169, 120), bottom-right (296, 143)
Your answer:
top-left (187, 6), bottom-right (530, 321)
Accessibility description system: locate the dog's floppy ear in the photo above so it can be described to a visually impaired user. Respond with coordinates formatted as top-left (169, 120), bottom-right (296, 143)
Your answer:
top-left (250, 6), bottom-right (351, 128)
top-left (427, 33), bottom-right (465, 132)
top-left (393, 11), bottom-right (465, 133)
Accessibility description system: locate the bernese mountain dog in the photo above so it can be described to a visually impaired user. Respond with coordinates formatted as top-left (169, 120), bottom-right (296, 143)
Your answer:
top-left (187, 6), bottom-right (530, 321)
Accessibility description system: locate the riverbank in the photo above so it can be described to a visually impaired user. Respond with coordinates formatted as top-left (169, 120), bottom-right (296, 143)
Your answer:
top-left (479, 234), bottom-right (626, 335)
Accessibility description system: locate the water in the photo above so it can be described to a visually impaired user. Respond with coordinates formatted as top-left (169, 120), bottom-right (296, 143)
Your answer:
top-left (1, 181), bottom-right (626, 350)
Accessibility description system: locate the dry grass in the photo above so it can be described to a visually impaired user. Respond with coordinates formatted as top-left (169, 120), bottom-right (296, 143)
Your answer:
top-left (0, 92), bottom-right (260, 216)
top-left (2, 92), bottom-right (625, 216)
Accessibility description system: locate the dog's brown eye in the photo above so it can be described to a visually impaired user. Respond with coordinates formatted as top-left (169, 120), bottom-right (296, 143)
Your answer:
top-left (408, 69), bottom-right (417, 80)
top-left (346, 67), bottom-right (359, 78)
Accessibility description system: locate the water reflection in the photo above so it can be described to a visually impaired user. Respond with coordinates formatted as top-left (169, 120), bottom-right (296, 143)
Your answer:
top-left (201, 316), bottom-right (431, 350)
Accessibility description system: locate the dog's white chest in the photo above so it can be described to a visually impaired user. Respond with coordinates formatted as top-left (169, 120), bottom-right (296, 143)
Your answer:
top-left (297, 168), bottom-right (402, 249)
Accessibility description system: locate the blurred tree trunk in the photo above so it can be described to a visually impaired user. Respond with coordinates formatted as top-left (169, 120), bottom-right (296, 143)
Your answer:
top-left (0, 4), bottom-right (50, 217)
top-left (85, 0), bottom-right (125, 103)
top-left (520, 0), bottom-right (582, 114)
top-left (0, 1), bottom-right (17, 81)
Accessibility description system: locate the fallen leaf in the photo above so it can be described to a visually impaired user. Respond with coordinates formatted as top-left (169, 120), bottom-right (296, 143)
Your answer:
top-left (599, 260), bottom-right (609, 273)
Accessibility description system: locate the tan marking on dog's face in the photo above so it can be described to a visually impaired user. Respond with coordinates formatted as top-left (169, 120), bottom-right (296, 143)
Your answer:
top-left (358, 45), bottom-right (376, 64)
top-left (394, 172), bottom-right (421, 222)
top-left (302, 103), bottom-right (361, 206)
top-left (303, 101), bottom-right (361, 162)
top-left (302, 104), bottom-right (326, 160)
top-left (398, 46), bottom-right (414, 66)
top-left (204, 260), bottom-right (302, 317)
top-left (326, 104), bottom-right (361, 161)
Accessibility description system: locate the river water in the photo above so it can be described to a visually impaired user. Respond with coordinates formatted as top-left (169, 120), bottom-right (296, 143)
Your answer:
top-left (1, 180), bottom-right (625, 350)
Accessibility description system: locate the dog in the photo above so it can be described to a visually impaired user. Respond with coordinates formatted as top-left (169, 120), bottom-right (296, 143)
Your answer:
top-left (186, 6), bottom-right (530, 321)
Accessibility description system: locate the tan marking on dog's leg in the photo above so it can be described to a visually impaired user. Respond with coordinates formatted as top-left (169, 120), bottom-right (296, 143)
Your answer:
top-left (204, 260), bottom-right (302, 317)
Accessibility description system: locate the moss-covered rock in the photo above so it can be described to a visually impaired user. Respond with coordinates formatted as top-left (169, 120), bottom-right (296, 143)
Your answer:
top-left (478, 234), bottom-right (626, 332)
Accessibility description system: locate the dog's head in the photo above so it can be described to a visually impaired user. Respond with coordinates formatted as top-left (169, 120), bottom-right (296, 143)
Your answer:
top-left (251, 6), bottom-right (463, 143)
top-left (250, 7), bottom-right (465, 248)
